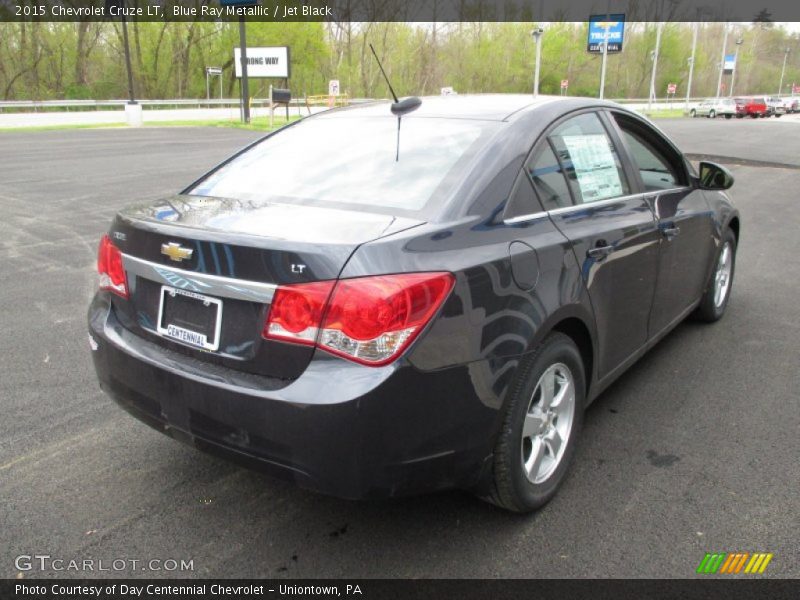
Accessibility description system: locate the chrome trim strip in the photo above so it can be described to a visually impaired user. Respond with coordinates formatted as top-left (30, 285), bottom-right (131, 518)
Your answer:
top-left (546, 187), bottom-right (693, 217)
top-left (122, 254), bottom-right (277, 304)
top-left (503, 211), bottom-right (549, 225)
top-left (547, 191), bottom-right (650, 216)
top-left (503, 187), bottom-right (692, 225)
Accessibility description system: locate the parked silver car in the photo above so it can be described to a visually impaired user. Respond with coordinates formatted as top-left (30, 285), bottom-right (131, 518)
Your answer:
top-left (762, 96), bottom-right (787, 117)
top-left (690, 98), bottom-right (736, 119)
top-left (780, 96), bottom-right (798, 114)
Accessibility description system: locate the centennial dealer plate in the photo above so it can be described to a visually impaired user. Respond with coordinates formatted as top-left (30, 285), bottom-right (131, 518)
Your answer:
top-left (156, 286), bottom-right (222, 351)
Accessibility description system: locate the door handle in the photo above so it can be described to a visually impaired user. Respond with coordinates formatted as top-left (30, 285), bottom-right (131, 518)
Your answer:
top-left (661, 226), bottom-right (681, 239)
top-left (587, 244), bottom-right (614, 260)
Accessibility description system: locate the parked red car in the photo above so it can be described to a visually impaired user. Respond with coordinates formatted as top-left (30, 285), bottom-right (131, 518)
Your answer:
top-left (734, 97), bottom-right (768, 118)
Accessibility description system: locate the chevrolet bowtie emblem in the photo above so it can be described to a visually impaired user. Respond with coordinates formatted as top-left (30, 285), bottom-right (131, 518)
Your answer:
top-left (161, 242), bottom-right (193, 262)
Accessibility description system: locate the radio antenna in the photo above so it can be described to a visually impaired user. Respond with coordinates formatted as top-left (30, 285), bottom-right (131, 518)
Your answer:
top-left (369, 43), bottom-right (399, 103)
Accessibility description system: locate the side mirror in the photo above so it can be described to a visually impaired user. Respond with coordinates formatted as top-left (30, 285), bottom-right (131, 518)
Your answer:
top-left (698, 161), bottom-right (734, 190)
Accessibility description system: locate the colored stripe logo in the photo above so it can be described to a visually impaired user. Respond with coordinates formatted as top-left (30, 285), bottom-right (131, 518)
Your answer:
top-left (697, 552), bottom-right (773, 574)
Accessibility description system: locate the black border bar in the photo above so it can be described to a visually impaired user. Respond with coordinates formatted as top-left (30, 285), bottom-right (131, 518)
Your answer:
top-left (3, 0), bottom-right (800, 23)
top-left (3, 579), bottom-right (800, 600)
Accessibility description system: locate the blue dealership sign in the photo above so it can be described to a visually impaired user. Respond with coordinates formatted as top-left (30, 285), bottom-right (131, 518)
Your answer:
top-left (587, 14), bottom-right (626, 53)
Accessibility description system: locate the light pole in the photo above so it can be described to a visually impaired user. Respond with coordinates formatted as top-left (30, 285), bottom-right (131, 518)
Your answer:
top-left (685, 21), bottom-right (698, 113)
top-left (648, 23), bottom-right (663, 111)
top-left (729, 38), bottom-right (744, 97)
top-left (532, 28), bottom-right (544, 97)
top-left (599, 26), bottom-right (609, 100)
top-left (716, 23), bottom-right (728, 98)
top-left (779, 47), bottom-right (791, 95)
top-left (206, 67), bottom-right (223, 102)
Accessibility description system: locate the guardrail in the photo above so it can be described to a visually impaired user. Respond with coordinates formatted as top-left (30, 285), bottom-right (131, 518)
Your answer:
top-left (0, 97), bottom-right (380, 113)
top-left (1, 95), bottom-right (794, 113)
top-left (0, 96), bottom-right (687, 111)
top-left (0, 98), bottom-right (296, 111)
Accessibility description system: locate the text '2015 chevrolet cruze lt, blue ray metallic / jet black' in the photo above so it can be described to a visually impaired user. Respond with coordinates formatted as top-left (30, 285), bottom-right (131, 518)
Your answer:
top-left (88, 95), bottom-right (739, 512)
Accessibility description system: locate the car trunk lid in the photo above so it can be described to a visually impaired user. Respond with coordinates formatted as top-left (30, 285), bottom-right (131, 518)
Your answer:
top-left (107, 194), bottom-right (424, 381)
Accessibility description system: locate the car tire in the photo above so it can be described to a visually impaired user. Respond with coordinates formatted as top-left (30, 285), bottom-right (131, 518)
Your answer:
top-left (709, 109), bottom-right (716, 118)
top-left (724, 114), bottom-right (732, 119)
top-left (694, 229), bottom-right (737, 323)
top-left (485, 332), bottom-right (585, 513)
top-left (690, 109), bottom-right (697, 118)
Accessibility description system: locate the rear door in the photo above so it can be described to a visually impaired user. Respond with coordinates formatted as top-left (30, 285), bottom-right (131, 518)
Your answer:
top-left (530, 111), bottom-right (660, 378)
top-left (607, 111), bottom-right (715, 335)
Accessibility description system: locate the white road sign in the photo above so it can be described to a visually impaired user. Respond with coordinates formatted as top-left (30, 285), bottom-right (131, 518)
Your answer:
top-left (234, 47), bottom-right (289, 78)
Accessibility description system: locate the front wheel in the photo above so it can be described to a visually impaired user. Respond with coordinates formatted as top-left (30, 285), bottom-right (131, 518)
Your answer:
top-left (690, 109), bottom-right (697, 118)
top-left (724, 114), bottom-right (732, 119)
top-left (694, 229), bottom-right (737, 322)
top-left (709, 109), bottom-right (717, 118)
top-left (485, 333), bottom-right (585, 513)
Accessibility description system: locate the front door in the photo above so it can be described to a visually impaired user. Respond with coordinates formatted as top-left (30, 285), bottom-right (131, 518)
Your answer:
top-left (607, 111), bottom-right (716, 335)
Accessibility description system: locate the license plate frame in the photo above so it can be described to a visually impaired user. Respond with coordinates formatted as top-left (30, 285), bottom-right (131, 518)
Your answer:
top-left (156, 285), bottom-right (223, 352)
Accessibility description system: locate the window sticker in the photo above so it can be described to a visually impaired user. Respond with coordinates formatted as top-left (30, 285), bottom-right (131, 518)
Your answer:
top-left (561, 134), bottom-right (624, 202)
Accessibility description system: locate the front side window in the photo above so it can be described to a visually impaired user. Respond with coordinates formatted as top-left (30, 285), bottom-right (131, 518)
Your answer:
top-left (548, 112), bottom-right (630, 204)
top-left (612, 114), bottom-right (686, 192)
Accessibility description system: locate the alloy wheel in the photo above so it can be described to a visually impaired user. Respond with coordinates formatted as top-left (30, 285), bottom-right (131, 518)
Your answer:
top-left (521, 363), bottom-right (576, 484)
top-left (714, 242), bottom-right (733, 308)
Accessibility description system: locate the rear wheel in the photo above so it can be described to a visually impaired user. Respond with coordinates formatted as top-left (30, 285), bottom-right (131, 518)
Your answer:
top-left (690, 109), bottom-right (697, 118)
top-left (695, 229), bottom-right (736, 322)
top-left (485, 333), bottom-right (585, 513)
top-left (709, 109), bottom-right (716, 118)
top-left (724, 114), bottom-right (732, 119)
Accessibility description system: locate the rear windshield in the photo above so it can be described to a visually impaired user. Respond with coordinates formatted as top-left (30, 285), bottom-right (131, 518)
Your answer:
top-left (189, 115), bottom-right (495, 216)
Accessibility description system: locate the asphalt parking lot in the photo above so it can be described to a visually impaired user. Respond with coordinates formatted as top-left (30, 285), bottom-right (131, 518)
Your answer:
top-left (1, 116), bottom-right (799, 579)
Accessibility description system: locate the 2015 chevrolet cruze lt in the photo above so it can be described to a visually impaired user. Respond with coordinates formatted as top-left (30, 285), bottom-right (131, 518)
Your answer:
top-left (88, 95), bottom-right (739, 512)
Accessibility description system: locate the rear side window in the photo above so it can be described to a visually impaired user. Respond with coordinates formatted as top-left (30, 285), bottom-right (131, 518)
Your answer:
top-left (526, 144), bottom-right (572, 210)
top-left (548, 112), bottom-right (630, 204)
top-left (189, 116), bottom-right (492, 215)
top-left (611, 113), bottom-right (687, 192)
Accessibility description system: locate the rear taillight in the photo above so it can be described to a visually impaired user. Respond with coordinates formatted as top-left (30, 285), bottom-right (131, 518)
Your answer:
top-left (264, 272), bottom-right (454, 366)
top-left (263, 281), bottom-right (336, 345)
top-left (97, 234), bottom-right (128, 298)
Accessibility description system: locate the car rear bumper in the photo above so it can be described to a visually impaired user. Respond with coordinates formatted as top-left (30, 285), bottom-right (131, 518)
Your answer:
top-left (88, 294), bottom-right (498, 499)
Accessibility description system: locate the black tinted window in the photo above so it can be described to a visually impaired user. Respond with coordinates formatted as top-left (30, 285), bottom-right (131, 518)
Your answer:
top-left (612, 114), bottom-right (686, 191)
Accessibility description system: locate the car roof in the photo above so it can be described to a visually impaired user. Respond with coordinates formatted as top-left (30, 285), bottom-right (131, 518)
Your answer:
top-left (316, 94), bottom-right (576, 122)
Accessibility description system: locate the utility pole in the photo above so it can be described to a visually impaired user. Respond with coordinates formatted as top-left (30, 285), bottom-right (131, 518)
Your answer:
top-left (729, 38), bottom-right (744, 97)
top-left (779, 48), bottom-right (791, 95)
top-left (599, 30), bottom-right (609, 100)
top-left (716, 23), bottom-right (728, 98)
top-left (532, 27), bottom-right (544, 97)
top-left (113, 0), bottom-right (141, 126)
top-left (121, 13), bottom-right (135, 104)
top-left (238, 16), bottom-right (250, 123)
top-left (648, 23), bottom-right (663, 111)
top-left (685, 21), bottom-right (698, 113)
